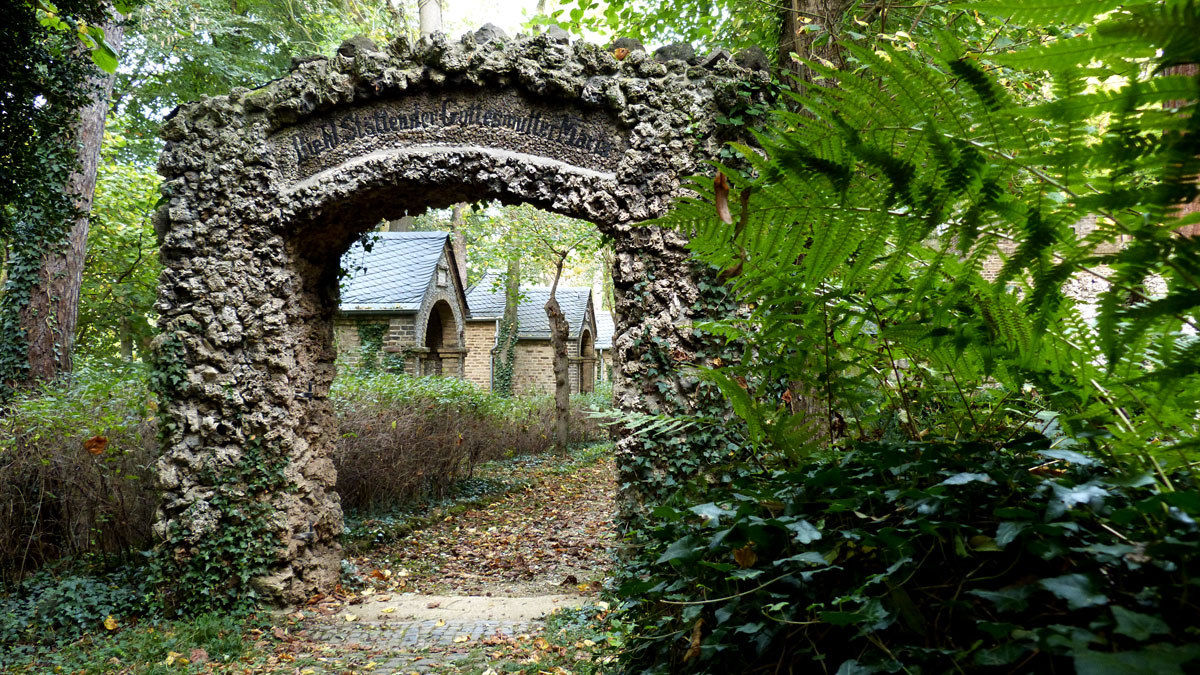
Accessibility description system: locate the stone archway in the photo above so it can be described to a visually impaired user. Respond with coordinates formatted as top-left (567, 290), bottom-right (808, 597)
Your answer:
top-left (578, 327), bottom-right (595, 393)
top-left (419, 299), bottom-right (460, 377)
top-left (152, 29), bottom-right (764, 604)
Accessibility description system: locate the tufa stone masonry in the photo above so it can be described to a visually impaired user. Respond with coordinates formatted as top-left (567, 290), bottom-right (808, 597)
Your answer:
top-left (153, 26), bottom-right (766, 603)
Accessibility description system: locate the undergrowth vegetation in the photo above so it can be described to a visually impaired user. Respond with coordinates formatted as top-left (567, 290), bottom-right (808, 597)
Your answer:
top-left (331, 370), bottom-right (607, 511)
top-left (0, 364), bottom-right (610, 648)
top-left (612, 1), bottom-right (1200, 673)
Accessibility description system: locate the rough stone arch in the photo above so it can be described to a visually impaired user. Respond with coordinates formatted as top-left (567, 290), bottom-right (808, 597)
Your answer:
top-left (152, 29), bottom-right (764, 604)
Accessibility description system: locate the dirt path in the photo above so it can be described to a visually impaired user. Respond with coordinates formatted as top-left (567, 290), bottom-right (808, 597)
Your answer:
top-left (279, 450), bottom-right (617, 673)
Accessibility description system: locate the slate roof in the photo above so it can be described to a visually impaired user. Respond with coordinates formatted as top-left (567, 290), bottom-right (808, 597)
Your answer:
top-left (465, 270), bottom-right (594, 340)
top-left (339, 231), bottom-right (451, 312)
top-left (464, 270), bottom-right (506, 319)
top-left (595, 310), bottom-right (615, 350)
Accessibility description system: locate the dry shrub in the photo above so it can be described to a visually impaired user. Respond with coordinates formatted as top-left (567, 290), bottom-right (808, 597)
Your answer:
top-left (330, 371), bottom-right (606, 512)
top-left (0, 362), bottom-right (159, 584)
top-left (0, 366), bottom-right (611, 581)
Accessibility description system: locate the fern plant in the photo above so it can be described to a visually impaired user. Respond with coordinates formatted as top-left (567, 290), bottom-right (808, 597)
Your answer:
top-left (660, 0), bottom-right (1200, 480)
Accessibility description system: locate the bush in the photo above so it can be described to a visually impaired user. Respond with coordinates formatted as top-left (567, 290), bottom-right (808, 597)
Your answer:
top-left (0, 365), bottom-right (606, 587)
top-left (620, 440), bottom-right (1200, 674)
top-left (330, 371), bottom-right (605, 511)
top-left (0, 361), bottom-right (159, 585)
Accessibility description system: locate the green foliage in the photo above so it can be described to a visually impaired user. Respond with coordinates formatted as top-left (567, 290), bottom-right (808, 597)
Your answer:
top-left (671, 1), bottom-right (1200, 475)
top-left (493, 315), bottom-right (518, 396)
top-left (533, 0), bottom-right (779, 55)
top-left (77, 125), bottom-right (163, 360)
top-left (619, 441), bottom-right (1200, 673)
top-left (0, 0), bottom-right (114, 396)
top-left (113, 0), bottom-right (417, 163)
top-left (614, 0), bottom-right (1200, 671)
top-left (0, 360), bottom-right (158, 581)
top-left (0, 563), bottom-right (150, 650)
top-left (4, 609), bottom-right (255, 672)
top-left (353, 321), bottom-right (403, 373)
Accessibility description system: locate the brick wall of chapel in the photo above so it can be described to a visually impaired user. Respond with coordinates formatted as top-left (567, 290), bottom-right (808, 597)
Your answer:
top-left (463, 320), bottom-right (497, 390)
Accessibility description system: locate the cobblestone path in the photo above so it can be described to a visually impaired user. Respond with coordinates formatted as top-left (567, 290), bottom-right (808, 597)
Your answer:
top-left (284, 451), bottom-right (617, 673)
top-left (301, 618), bottom-right (541, 673)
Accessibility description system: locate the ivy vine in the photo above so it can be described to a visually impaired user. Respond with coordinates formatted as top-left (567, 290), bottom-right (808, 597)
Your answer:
top-left (0, 1), bottom-right (112, 397)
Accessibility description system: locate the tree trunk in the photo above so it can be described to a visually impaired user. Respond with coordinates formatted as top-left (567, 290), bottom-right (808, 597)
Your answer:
top-left (119, 315), bottom-right (134, 361)
top-left (600, 246), bottom-right (616, 311)
top-left (418, 0), bottom-right (442, 37)
top-left (779, 0), bottom-right (848, 89)
top-left (545, 258), bottom-right (571, 453)
top-left (17, 17), bottom-right (124, 384)
top-left (449, 203), bottom-right (468, 288)
top-left (1165, 64), bottom-right (1200, 237)
top-left (494, 256), bottom-right (521, 396)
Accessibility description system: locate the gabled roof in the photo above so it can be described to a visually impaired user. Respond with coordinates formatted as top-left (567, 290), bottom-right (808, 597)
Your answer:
top-left (465, 271), bottom-right (594, 340)
top-left (516, 286), bottom-right (593, 340)
top-left (339, 231), bottom-right (454, 312)
top-left (465, 270), bottom-right (506, 320)
top-left (595, 310), bottom-right (615, 350)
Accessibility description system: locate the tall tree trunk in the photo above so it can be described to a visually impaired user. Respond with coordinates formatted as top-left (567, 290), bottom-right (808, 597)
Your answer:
top-left (494, 256), bottom-right (521, 396)
top-left (1165, 64), bottom-right (1200, 237)
top-left (449, 203), bottom-right (468, 288)
top-left (777, 0), bottom-right (848, 445)
top-left (779, 0), bottom-right (848, 89)
top-left (418, 0), bottom-right (442, 37)
top-left (545, 256), bottom-right (571, 453)
top-left (17, 17), bottom-right (124, 384)
top-left (600, 246), bottom-right (615, 311)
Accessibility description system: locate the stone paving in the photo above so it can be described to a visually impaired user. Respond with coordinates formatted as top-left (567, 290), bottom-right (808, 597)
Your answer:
top-left (303, 616), bottom-right (543, 673)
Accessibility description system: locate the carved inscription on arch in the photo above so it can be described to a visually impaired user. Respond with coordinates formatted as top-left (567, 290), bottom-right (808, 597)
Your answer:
top-left (268, 89), bottom-right (629, 183)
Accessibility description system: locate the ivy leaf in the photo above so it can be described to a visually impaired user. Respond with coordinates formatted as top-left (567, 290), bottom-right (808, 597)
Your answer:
top-left (835, 659), bottom-right (878, 675)
top-left (1111, 606), bottom-right (1170, 641)
top-left (1038, 449), bottom-right (1096, 465)
top-left (1039, 574), bottom-right (1108, 610)
top-left (788, 519), bottom-right (822, 544)
top-left (967, 586), bottom-right (1032, 612)
top-left (995, 521), bottom-right (1027, 548)
top-left (941, 472), bottom-right (994, 486)
top-left (656, 536), bottom-right (700, 564)
top-left (690, 502), bottom-right (727, 527)
top-left (1074, 645), bottom-right (1200, 675)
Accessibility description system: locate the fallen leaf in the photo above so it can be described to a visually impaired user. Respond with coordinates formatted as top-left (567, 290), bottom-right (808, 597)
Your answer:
top-left (103, 615), bottom-right (118, 631)
top-left (683, 618), bottom-right (704, 662)
top-left (613, 47), bottom-right (630, 60)
top-left (163, 651), bottom-right (185, 666)
top-left (714, 172), bottom-right (733, 224)
top-left (435, 619), bottom-right (446, 627)
top-left (453, 634), bottom-right (470, 643)
top-left (343, 613), bottom-right (358, 622)
top-left (733, 544), bottom-right (758, 569)
top-left (188, 648), bottom-right (209, 664)
top-left (84, 435), bottom-right (108, 456)
top-left (380, 607), bottom-right (395, 614)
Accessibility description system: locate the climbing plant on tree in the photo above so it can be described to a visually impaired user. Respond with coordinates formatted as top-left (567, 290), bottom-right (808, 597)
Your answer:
top-left (612, 0), bottom-right (1200, 672)
top-left (0, 0), bottom-right (131, 396)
